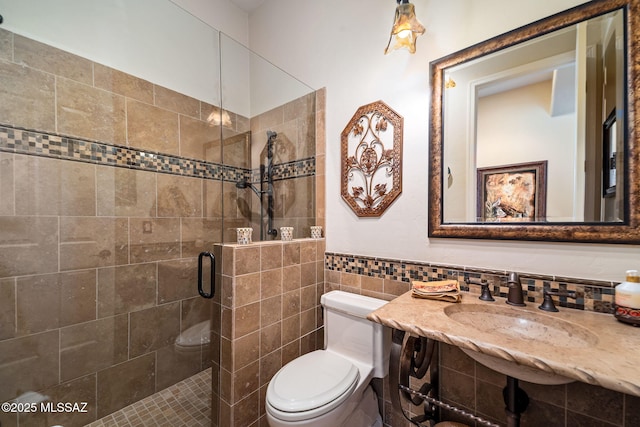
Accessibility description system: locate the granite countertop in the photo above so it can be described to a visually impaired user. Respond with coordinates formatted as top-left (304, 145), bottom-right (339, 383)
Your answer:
top-left (367, 291), bottom-right (640, 397)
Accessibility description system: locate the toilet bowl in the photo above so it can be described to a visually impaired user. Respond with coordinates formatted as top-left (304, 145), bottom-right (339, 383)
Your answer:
top-left (174, 320), bottom-right (210, 354)
top-left (266, 291), bottom-right (391, 427)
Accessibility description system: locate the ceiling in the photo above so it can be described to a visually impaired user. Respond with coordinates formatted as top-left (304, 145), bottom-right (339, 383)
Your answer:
top-left (230, 0), bottom-right (266, 12)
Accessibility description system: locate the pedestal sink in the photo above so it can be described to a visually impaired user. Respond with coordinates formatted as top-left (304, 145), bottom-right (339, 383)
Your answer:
top-left (444, 304), bottom-right (599, 384)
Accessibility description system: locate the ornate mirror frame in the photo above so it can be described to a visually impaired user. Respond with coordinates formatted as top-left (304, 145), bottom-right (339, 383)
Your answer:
top-left (428, 0), bottom-right (640, 244)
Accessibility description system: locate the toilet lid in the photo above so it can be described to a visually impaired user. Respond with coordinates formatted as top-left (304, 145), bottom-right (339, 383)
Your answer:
top-left (267, 350), bottom-right (359, 413)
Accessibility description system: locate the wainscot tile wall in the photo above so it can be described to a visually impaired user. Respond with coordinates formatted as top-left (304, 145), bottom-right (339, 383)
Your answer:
top-left (213, 238), bottom-right (325, 427)
top-left (324, 252), bottom-right (639, 427)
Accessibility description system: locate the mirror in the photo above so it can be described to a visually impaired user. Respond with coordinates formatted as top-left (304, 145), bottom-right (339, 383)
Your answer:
top-left (429, 0), bottom-right (640, 243)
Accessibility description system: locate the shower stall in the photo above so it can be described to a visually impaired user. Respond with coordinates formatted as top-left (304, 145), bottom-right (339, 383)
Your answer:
top-left (0, 1), bottom-right (318, 426)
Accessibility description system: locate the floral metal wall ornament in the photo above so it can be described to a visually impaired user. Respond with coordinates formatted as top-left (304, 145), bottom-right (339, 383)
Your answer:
top-left (341, 100), bottom-right (403, 217)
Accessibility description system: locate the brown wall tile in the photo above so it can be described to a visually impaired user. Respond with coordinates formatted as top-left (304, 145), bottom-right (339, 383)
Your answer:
top-left (158, 258), bottom-right (198, 303)
top-left (0, 278), bottom-right (15, 340)
top-left (260, 322), bottom-right (281, 356)
top-left (60, 217), bottom-right (129, 270)
top-left (282, 290), bottom-right (301, 318)
top-left (98, 263), bottom-right (157, 317)
top-left (234, 302), bottom-right (260, 338)
top-left (60, 315), bottom-right (128, 382)
top-left (300, 262), bottom-right (317, 288)
top-left (179, 114), bottom-right (221, 162)
top-left (16, 270), bottom-right (96, 335)
top-left (235, 246), bottom-right (260, 276)
top-left (261, 244), bottom-right (282, 271)
top-left (154, 86), bottom-right (200, 118)
top-left (57, 78), bottom-right (126, 145)
top-left (129, 302), bottom-right (181, 357)
top-left (233, 361), bottom-right (259, 403)
top-left (283, 242), bottom-right (301, 266)
top-left (157, 174), bottom-right (202, 217)
top-left (129, 218), bottom-right (180, 263)
top-left (235, 272), bottom-right (261, 307)
top-left (234, 331), bottom-right (260, 371)
top-left (181, 296), bottom-right (212, 332)
top-left (232, 391), bottom-right (260, 427)
top-left (281, 313), bottom-right (300, 345)
top-left (14, 35), bottom-right (92, 85)
top-left (0, 331), bottom-right (60, 403)
top-left (96, 353), bottom-right (156, 418)
top-left (156, 345), bottom-right (202, 390)
top-left (126, 99), bottom-right (178, 154)
top-left (0, 61), bottom-right (56, 131)
top-left (282, 264), bottom-right (301, 293)
top-left (260, 348), bottom-right (282, 385)
top-left (19, 374), bottom-right (97, 427)
top-left (261, 295), bottom-right (282, 328)
top-left (14, 155), bottom-right (96, 217)
top-left (0, 154), bottom-right (14, 216)
top-left (181, 218), bottom-right (222, 258)
top-left (0, 217), bottom-right (58, 278)
top-left (96, 167), bottom-right (157, 217)
top-left (94, 63), bottom-right (154, 104)
top-left (222, 132), bottom-right (250, 168)
top-left (261, 269), bottom-right (282, 300)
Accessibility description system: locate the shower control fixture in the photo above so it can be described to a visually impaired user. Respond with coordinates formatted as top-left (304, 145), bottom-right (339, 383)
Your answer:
top-left (236, 130), bottom-right (279, 239)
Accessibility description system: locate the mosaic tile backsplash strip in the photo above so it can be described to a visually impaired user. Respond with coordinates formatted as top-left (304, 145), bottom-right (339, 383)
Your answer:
top-left (325, 252), bottom-right (616, 313)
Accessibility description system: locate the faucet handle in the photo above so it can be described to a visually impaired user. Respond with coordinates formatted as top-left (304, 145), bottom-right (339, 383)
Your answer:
top-left (538, 288), bottom-right (577, 312)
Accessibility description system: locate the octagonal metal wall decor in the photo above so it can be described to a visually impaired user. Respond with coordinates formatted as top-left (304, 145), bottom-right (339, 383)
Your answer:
top-left (341, 100), bottom-right (403, 217)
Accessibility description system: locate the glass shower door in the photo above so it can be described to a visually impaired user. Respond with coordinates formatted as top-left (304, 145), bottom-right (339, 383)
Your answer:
top-left (0, 1), bottom-right (225, 426)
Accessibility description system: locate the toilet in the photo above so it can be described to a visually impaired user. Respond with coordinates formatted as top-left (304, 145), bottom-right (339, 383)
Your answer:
top-left (174, 320), bottom-right (210, 354)
top-left (265, 290), bottom-right (391, 427)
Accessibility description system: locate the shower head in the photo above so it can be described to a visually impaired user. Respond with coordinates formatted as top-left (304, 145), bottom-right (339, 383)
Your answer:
top-left (236, 179), bottom-right (263, 198)
top-left (267, 130), bottom-right (277, 140)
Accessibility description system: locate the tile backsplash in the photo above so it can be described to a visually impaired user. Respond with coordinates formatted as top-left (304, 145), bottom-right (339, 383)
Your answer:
top-left (325, 252), bottom-right (616, 313)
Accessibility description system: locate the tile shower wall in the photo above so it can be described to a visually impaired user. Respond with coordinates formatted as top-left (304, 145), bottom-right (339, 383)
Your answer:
top-left (240, 92), bottom-right (320, 240)
top-left (213, 239), bottom-right (325, 427)
top-left (0, 28), bottom-right (252, 426)
top-left (324, 252), bottom-right (640, 427)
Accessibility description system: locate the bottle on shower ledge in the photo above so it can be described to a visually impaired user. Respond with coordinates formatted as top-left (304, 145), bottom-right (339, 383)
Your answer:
top-left (614, 269), bottom-right (640, 326)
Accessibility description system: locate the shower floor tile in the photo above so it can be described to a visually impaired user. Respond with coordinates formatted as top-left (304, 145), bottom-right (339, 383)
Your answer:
top-left (86, 368), bottom-right (211, 427)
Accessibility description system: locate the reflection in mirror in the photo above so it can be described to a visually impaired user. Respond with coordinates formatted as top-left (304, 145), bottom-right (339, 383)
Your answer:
top-left (429, 0), bottom-right (640, 243)
top-left (443, 8), bottom-right (623, 223)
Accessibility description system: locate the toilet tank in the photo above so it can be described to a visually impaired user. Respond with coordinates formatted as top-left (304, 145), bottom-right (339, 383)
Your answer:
top-left (320, 291), bottom-right (391, 378)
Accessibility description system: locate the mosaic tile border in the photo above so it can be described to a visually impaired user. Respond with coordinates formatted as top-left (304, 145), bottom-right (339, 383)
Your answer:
top-left (325, 252), bottom-right (617, 314)
top-left (242, 156), bottom-right (316, 184)
top-left (0, 124), bottom-right (315, 183)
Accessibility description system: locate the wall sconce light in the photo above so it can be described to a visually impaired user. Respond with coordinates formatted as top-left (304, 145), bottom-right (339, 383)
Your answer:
top-left (445, 76), bottom-right (456, 89)
top-left (384, 0), bottom-right (425, 54)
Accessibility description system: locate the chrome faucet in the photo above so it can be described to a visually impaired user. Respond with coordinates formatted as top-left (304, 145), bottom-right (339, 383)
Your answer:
top-left (506, 272), bottom-right (525, 306)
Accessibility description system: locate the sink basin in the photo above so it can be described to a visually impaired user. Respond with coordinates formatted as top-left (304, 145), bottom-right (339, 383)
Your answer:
top-left (444, 304), bottom-right (598, 348)
top-left (444, 304), bottom-right (599, 384)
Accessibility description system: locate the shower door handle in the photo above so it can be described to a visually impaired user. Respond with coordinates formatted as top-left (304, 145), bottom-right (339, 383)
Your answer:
top-left (197, 252), bottom-right (215, 299)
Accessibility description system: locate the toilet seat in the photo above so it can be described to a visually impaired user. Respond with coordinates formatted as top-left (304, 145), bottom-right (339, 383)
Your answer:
top-left (266, 350), bottom-right (360, 422)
